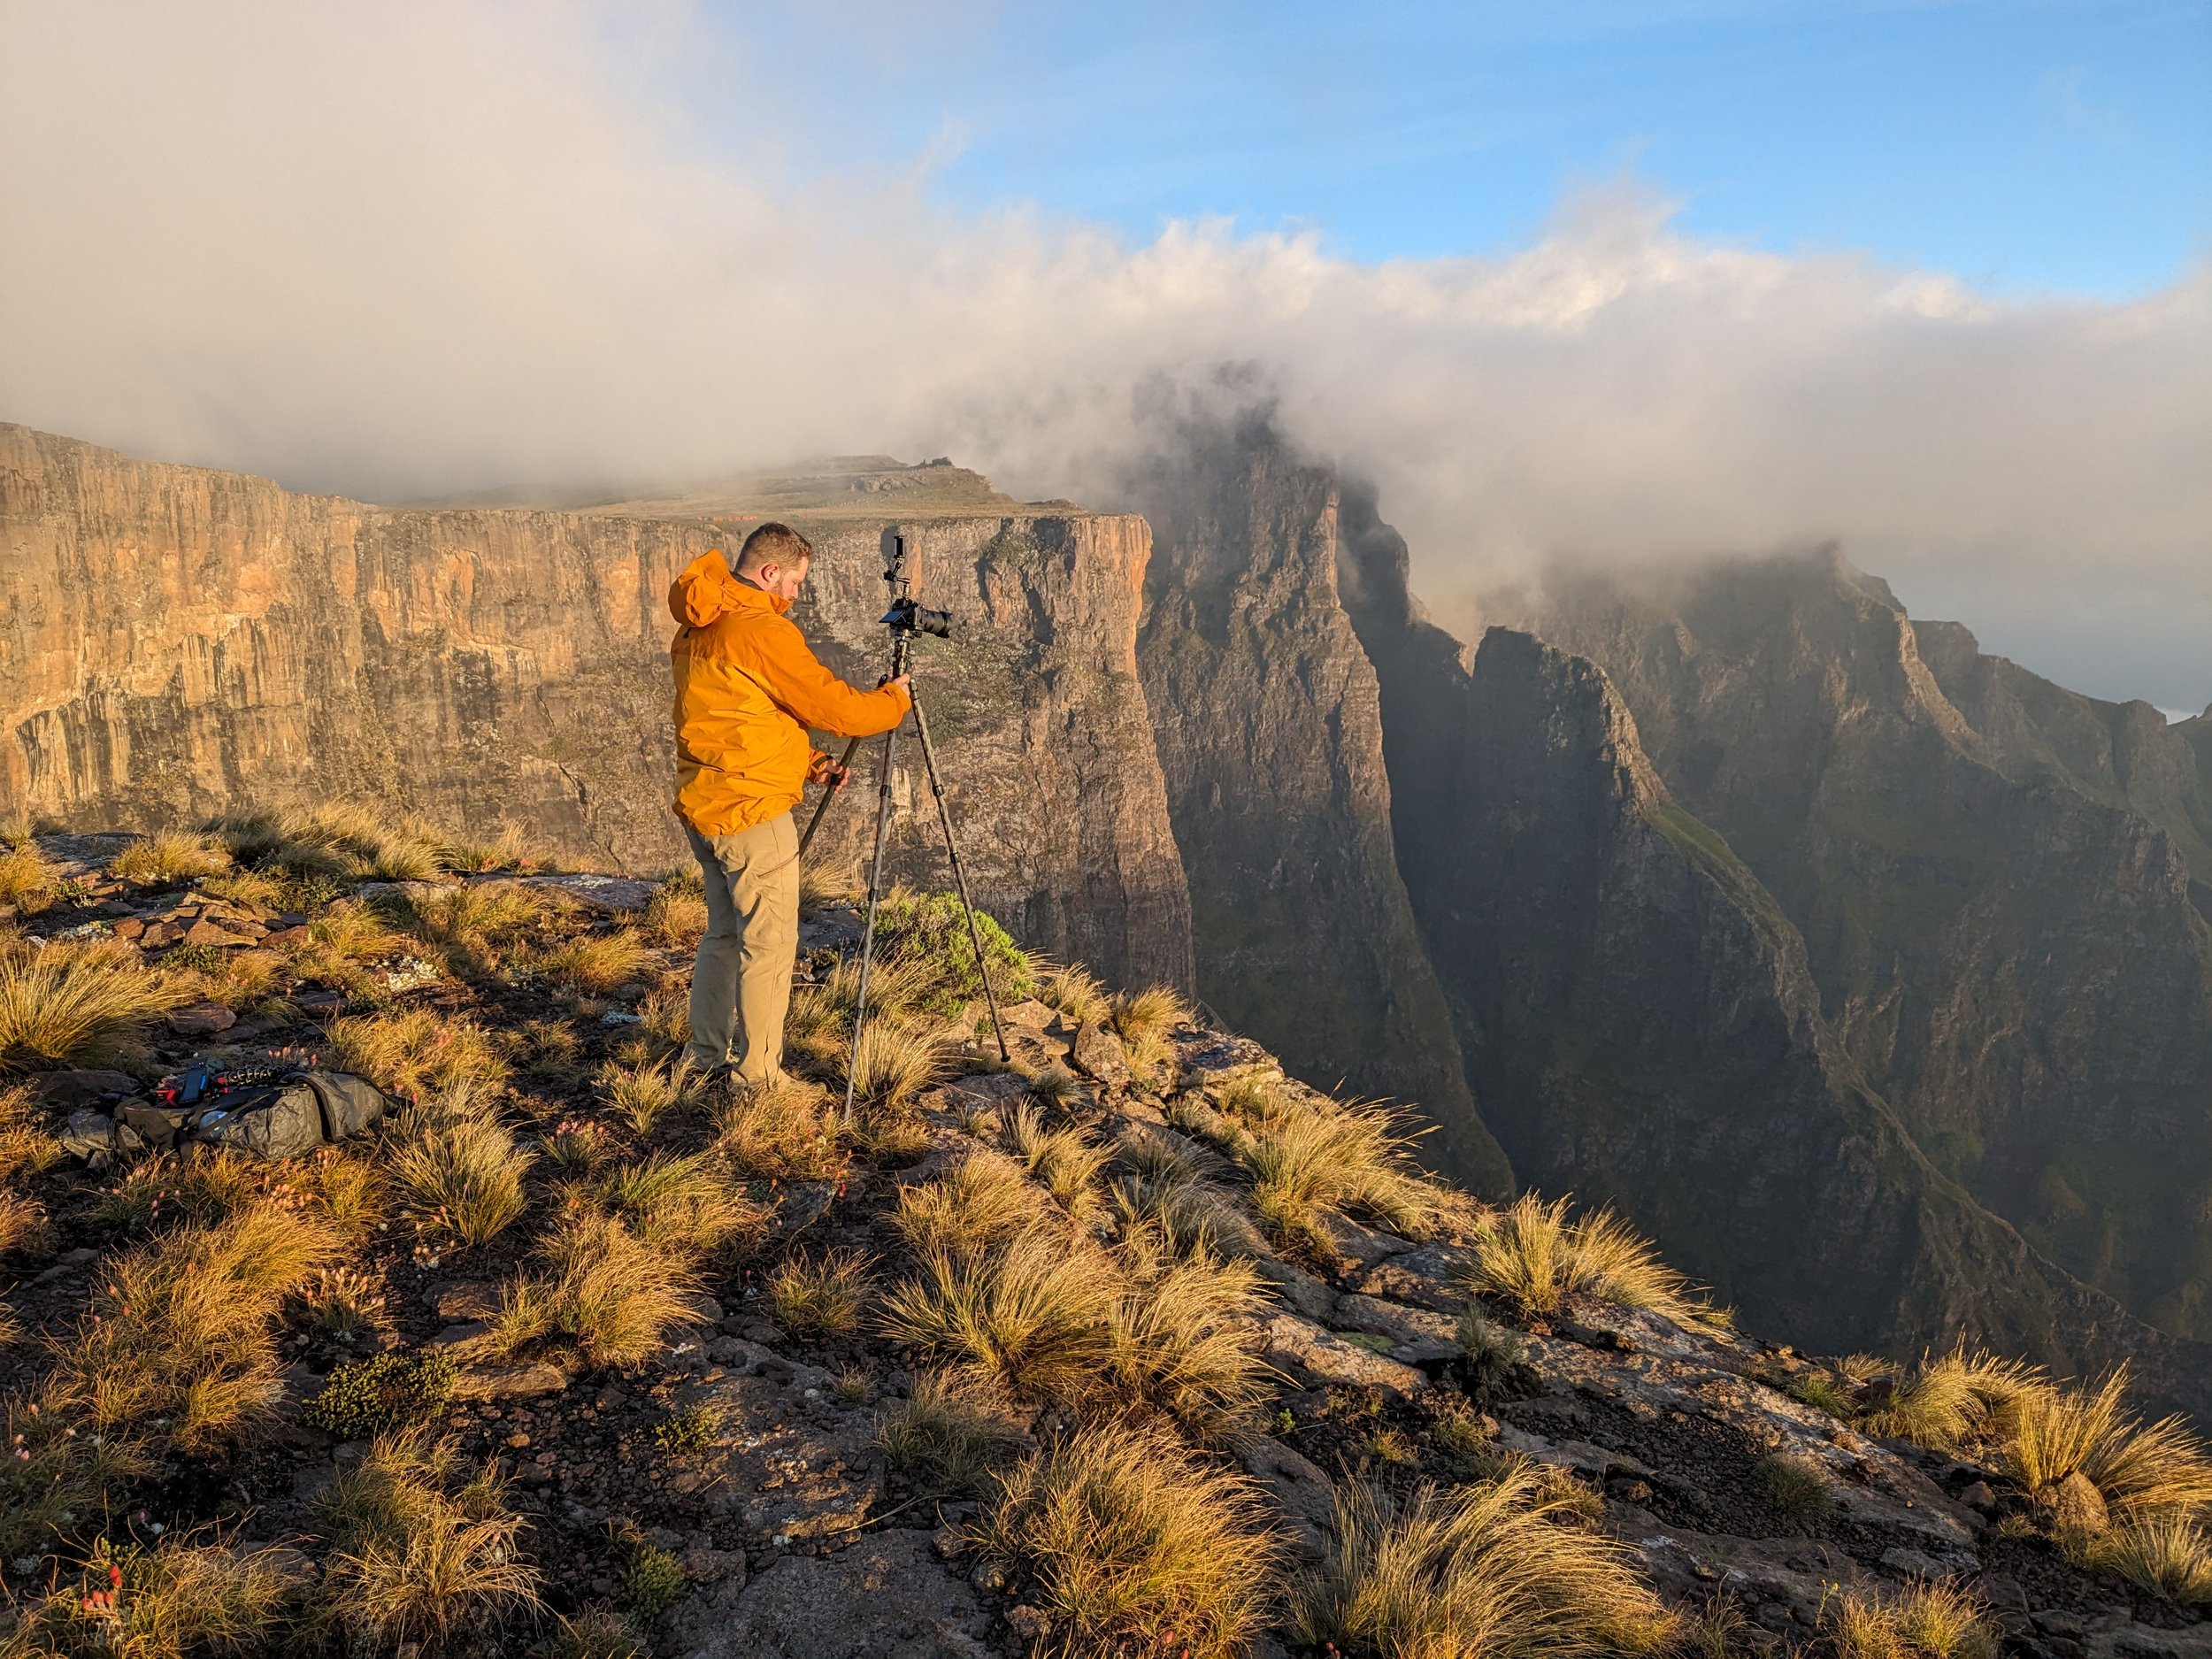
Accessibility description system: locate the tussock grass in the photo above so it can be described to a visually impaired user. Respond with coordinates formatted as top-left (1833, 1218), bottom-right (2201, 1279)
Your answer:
top-left (597, 1052), bottom-right (705, 1134)
top-left (318, 1426), bottom-right (543, 1650)
top-left (1243, 1094), bottom-right (1455, 1253)
top-left (547, 1605), bottom-right (646, 1659)
top-left (2085, 1512), bottom-right (2212, 1604)
top-left (1820, 1579), bottom-right (1995, 1659)
top-left (1757, 1452), bottom-right (1832, 1528)
top-left (329, 1008), bottom-right (509, 1100)
top-left (0, 936), bottom-right (182, 1073)
top-left (642, 872), bottom-right (708, 948)
top-left (399, 879), bottom-right (563, 972)
top-left (1107, 1229), bottom-right (1272, 1435)
top-left (109, 830), bottom-right (232, 887)
top-left (0, 1079), bottom-right (58, 1182)
top-left (2002, 1365), bottom-right (2212, 1525)
top-left (715, 1078), bottom-right (847, 1180)
top-left (0, 841), bottom-right (62, 915)
top-left (1108, 984), bottom-right (1191, 1073)
top-left (389, 1111), bottom-right (533, 1248)
top-left (435, 823), bottom-right (534, 874)
top-left (0, 1186), bottom-right (46, 1258)
top-left (1293, 1469), bottom-right (1678, 1658)
top-left (273, 899), bottom-right (411, 992)
top-left (798, 863), bottom-right (863, 915)
top-left (892, 1150), bottom-right (1047, 1259)
top-left (768, 1247), bottom-right (872, 1336)
top-left (292, 1264), bottom-right (391, 1340)
top-left (1468, 1194), bottom-right (1726, 1331)
top-left (3, 1539), bottom-right (304, 1658)
top-left (534, 927), bottom-right (652, 995)
top-left (51, 1202), bottom-right (339, 1455)
top-left (0, 1384), bottom-right (145, 1558)
top-left (591, 1150), bottom-right (757, 1259)
top-left (1036, 960), bottom-right (1110, 1026)
top-left (1005, 1102), bottom-right (1110, 1218)
top-left (212, 803), bottom-right (454, 882)
top-left (490, 1211), bottom-right (703, 1368)
top-left (1109, 1175), bottom-right (1268, 1261)
top-left (878, 1369), bottom-right (1026, 1494)
top-left (977, 1422), bottom-right (1275, 1658)
top-left (848, 1013), bottom-right (956, 1112)
top-left (1861, 1348), bottom-right (2041, 1452)
top-left (880, 1224), bottom-right (1119, 1405)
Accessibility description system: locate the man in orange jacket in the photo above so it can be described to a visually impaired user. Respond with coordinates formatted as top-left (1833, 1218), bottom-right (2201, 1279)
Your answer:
top-left (668, 523), bottom-right (911, 1087)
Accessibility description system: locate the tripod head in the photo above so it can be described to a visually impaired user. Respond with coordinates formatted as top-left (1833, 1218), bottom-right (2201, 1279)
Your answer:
top-left (880, 533), bottom-right (952, 639)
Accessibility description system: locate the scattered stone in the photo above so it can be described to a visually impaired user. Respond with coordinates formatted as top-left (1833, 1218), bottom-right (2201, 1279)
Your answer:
top-left (165, 1001), bottom-right (238, 1037)
top-left (1316, 1213), bottom-right (1416, 1271)
top-left (262, 924), bottom-right (312, 949)
top-left (1260, 1310), bottom-right (1428, 1395)
top-left (1240, 1436), bottom-right (1335, 1561)
top-left (1252, 1258), bottom-right (1337, 1321)
top-left (449, 1360), bottom-right (572, 1402)
top-left (1069, 1021), bottom-right (1133, 1089)
top-left (430, 1282), bottom-right (503, 1322)
top-left (181, 918), bottom-right (256, 949)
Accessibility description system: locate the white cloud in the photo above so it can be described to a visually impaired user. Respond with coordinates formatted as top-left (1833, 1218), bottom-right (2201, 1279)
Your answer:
top-left (2, 0), bottom-right (2206, 706)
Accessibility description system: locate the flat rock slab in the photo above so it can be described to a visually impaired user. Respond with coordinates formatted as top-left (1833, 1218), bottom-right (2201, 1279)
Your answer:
top-left (1262, 1310), bottom-right (1428, 1395)
top-left (1069, 1021), bottom-right (1133, 1088)
top-left (696, 1370), bottom-right (883, 1544)
top-left (669, 1528), bottom-right (993, 1659)
top-left (166, 1001), bottom-right (238, 1036)
top-left (514, 872), bottom-right (658, 913)
top-left (1350, 1241), bottom-right (1477, 1313)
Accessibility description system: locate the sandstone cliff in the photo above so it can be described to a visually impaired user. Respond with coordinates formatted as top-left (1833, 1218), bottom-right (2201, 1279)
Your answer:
top-left (0, 426), bottom-right (1189, 991)
top-left (1122, 419), bottom-right (1511, 1196)
top-left (1522, 554), bottom-right (2212, 1345)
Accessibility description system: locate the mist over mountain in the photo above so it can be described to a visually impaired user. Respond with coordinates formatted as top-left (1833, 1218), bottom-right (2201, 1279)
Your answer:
top-left (3, 2), bottom-right (2208, 711)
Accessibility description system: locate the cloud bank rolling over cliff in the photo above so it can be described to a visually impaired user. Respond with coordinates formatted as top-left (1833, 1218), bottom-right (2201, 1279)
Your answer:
top-left (2, 1), bottom-right (2206, 707)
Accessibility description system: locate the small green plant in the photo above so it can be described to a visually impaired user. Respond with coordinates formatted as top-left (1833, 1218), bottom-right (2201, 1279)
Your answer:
top-left (1756, 1452), bottom-right (1832, 1529)
top-left (1457, 1305), bottom-right (1522, 1394)
top-left (622, 1544), bottom-right (687, 1618)
top-left (1432, 1398), bottom-right (1502, 1479)
top-left (302, 1349), bottom-right (460, 1440)
top-left (1792, 1371), bottom-right (1857, 1417)
top-left (652, 1403), bottom-right (719, 1455)
top-left (546, 1604), bottom-right (648, 1659)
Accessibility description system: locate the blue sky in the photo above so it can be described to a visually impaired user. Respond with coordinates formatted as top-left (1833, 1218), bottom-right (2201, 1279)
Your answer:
top-left (721, 0), bottom-right (2210, 300)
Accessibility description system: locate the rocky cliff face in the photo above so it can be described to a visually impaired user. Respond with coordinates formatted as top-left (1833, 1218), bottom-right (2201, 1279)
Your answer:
top-left (1520, 554), bottom-right (2212, 1345)
top-left (0, 426), bottom-right (1189, 992)
top-left (1123, 419), bottom-right (1512, 1195)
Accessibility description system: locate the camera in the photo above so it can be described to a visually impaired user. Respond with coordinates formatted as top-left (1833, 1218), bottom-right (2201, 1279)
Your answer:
top-left (881, 595), bottom-right (953, 638)
top-left (880, 533), bottom-right (952, 636)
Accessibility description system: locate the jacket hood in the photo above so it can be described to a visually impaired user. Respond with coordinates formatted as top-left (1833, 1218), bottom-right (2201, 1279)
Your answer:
top-left (670, 553), bottom-right (789, 626)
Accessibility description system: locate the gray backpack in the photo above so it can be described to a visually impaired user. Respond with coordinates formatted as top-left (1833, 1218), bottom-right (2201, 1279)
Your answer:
top-left (67, 1071), bottom-right (391, 1165)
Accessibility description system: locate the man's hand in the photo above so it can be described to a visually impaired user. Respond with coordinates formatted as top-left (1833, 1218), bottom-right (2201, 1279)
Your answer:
top-left (880, 672), bottom-right (912, 697)
top-left (806, 751), bottom-right (850, 793)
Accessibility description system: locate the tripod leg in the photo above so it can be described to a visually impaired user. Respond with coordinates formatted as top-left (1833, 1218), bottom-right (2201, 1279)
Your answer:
top-left (797, 734), bottom-right (865, 859)
top-left (842, 720), bottom-right (901, 1125)
top-left (907, 696), bottom-right (1011, 1064)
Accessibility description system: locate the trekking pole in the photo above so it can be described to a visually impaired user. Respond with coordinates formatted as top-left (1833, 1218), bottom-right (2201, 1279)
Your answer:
top-left (797, 735), bottom-right (864, 858)
top-left (907, 695), bottom-right (1011, 1064)
top-left (842, 632), bottom-right (911, 1127)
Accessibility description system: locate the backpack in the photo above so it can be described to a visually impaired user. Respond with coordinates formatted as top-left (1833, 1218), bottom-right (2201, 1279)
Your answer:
top-left (67, 1070), bottom-right (391, 1165)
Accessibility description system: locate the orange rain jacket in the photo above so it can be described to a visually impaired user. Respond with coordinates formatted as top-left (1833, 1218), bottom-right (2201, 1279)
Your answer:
top-left (668, 552), bottom-right (911, 838)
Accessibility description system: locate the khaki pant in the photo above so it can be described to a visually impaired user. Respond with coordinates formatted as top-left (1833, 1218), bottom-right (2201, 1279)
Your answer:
top-left (684, 811), bottom-right (801, 1085)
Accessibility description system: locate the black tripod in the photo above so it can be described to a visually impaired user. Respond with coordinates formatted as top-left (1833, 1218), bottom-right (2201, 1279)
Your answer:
top-left (814, 535), bottom-right (1010, 1123)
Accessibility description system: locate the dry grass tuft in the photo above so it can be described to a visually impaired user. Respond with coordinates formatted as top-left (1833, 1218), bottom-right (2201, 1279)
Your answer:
top-left (1861, 1348), bottom-right (2042, 1452)
top-left (877, 1369), bottom-right (1027, 1494)
top-left (328, 1008), bottom-right (509, 1101)
top-left (3, 1538), bottom-right (304, 1657)
top-left (880, 1224), bottom-right (1119, 1406)
top-left (892, 1150), bottom-right (1047, 1259)
top-left (591, 1150), bottom-right (757, 1259)
top-left (1293, 1469), bottom-right (1679, 1658)
top-left (389, 1110), bottom-right (534, 1248)
top-left (1004, 1102), bottom-right (1110, 1219)
top-left (975, 1421), bottom-right (1276, 1659)
top-left (318, 1425), bottom-right (543, 1650)
top-left (534, 927), bottom-right (652, 995)
top-left (2085, 1512), bottom-right (2212, 1604)
top-left (642, 872), bottom-right (709, 948)
top-left (1035, 961), bottom-right (1110, 1027)
top-left (50, 1202), bottom-right (339, 1455)
top-left (0, 936), bottom-right (183, 1073)
top-left (211, 803), bottom-right (455, 883)
top-left (1107, 1229), bottom-right (1272, 1435)
top-left (1241, 1092), bottom-right (1455, 1253)
top-left (1108, 984), bottom-right (1192, 1073)
top-left (768, 1247), bottom-right (873, 1336)
top-left (1820, 1579), bottom-right (1996, 1659)
top-left (1468, 1193), bottom-right (1726, 1331)
top-left (400, 879), bottom-right (563, 972)
top-left (716, 1078), bottom-right (848, 1180)
top-left (109, 830), bottom-right (233, 887)
top-left (848, 1013), bottom-right (956, 1112)
top-left (597, 1052), bottom-right (705, 1135)
top-left (2002, 1365), bottom-right (2212, 1524)
top-left (490, 1211), bottom-right (703, 1368)
top-left (0, 841), bottom-right (62, 915)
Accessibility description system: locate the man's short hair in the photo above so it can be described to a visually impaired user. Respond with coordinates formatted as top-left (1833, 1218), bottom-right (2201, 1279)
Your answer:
top-left (735, 522), bottom-right (814, 576)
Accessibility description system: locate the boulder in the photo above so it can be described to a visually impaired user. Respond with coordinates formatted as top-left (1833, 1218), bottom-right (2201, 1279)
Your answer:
top-left (1261, 1311), bottom-right (1428, 1395)
top-left (669, 1529), bottom-right (991, 1659)
top-left (166, 1002), bottom-right (238, 1037)
top-left (1070, 1021), bottom-right (1133, 1089)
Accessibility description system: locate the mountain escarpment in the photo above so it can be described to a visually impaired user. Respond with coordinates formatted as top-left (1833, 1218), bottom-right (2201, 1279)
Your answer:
top-left (0, 427), bottom-right (1188, 993)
